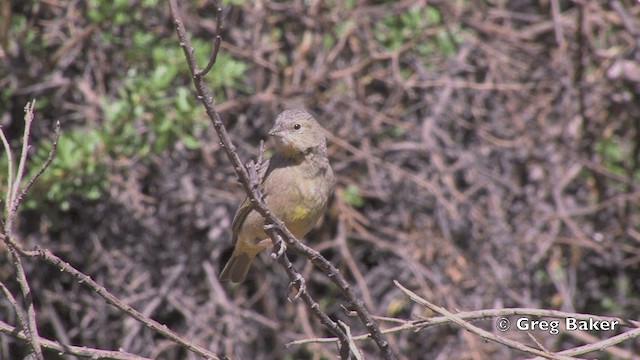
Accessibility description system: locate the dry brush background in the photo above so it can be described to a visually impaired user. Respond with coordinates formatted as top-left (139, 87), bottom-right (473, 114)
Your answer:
top-left (1, 0), bottom-right (640, 359)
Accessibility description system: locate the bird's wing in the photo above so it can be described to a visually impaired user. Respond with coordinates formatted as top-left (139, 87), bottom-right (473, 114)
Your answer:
top-left (230, 157), bottom-right (272, 245)
top-left (256, 156), bottom-right (270, 184)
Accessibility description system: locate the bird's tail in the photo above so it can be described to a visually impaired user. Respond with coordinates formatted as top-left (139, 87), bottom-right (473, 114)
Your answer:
top-left (219, 249), bottom-right (257, 283)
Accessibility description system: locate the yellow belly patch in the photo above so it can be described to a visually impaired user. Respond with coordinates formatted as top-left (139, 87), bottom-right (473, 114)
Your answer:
top-left (291, 204), bottom-right (311, 220)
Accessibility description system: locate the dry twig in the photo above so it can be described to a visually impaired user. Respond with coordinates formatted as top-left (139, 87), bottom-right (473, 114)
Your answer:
top-left (0, 319), bottom-right (150, 360)
top-left (1, 101), bottom-right (47, 360)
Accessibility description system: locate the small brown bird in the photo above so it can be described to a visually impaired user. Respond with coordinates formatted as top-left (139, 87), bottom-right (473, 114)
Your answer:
top-left (219, 110), bottom-right (334, 283)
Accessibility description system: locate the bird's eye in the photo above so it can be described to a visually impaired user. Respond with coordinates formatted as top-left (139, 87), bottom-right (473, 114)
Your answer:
top-left (293, 123), bottom-right (301, 130)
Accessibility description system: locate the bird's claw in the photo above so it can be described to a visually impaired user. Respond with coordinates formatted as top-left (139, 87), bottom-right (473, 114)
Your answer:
top-left (271, 238), bottom-right (286, 259)
top-left (287, 274), bottom-right (306, 302)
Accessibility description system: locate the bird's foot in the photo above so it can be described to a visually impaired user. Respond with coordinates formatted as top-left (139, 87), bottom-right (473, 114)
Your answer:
top-left (271, 238), bottom-right (286, 259)
top-left (288, 274), bottom-right (306, 301)
top-left (265, 225), bottom-right (287, 258)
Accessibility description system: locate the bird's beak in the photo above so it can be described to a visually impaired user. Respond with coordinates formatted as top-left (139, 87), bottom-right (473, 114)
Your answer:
top-left (268, 123), bottom-right (285, 137)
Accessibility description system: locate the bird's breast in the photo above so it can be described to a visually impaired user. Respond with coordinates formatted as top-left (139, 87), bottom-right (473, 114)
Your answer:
top-left (287, 181), bottom-right (324, 234)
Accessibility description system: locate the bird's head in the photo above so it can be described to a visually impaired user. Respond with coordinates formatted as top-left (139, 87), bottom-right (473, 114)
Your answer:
top-left (269, 110), bottom-right (327, 158)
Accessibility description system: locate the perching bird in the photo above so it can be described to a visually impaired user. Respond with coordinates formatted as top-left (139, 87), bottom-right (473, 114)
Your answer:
top-left (219, 110), bottom-right (334, 283)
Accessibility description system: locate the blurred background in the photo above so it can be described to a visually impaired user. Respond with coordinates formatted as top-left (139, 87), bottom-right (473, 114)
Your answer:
top-left (1, 0), bottom-right (639, 358)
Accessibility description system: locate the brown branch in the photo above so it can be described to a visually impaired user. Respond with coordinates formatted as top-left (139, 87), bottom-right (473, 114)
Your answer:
top-left (6, 249), bottom-right (43, 360)
top-left (270, 232), bottom-right (350, 359)
top-left (610, 0), bottom-right (640, 50)
top-left (282, 234), bottom-right (395, 358)
top-left (394, 281), bottom-right (577, 360)
top-left (0, 319), bottom-right (151, 360)
top-left (167, 1), bottom-right (396, 358)
top-left (0, 124), bottom-right (14, 216)
top-left (29, 246), bottom-right (220, 360)
top-left (13, 120), bottom-right (61, 216)
top-left (538, 327), bottom-right (640, 359)
top-left (10, 101), bottom-right (36, 217)
top-left (0, 280), bottom-right (29, 339)
top-left (197, 0), bottom-right (222, 77)
top-left (1, 101), bottom-right (45, 360)
top-left (290, 307), bottom-right (639, 347)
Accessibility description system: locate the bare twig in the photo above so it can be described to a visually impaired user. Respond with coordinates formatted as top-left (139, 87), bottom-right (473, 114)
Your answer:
top-left (394, 281), bottom-right (576, 360)
top-left (9, 102), bottom-right (35, 221)
top-left (0, 319), bottom-right (151, 360)
top-left (337, 320), bottom-right (364, 360)
top-left (167, 1), bottom-right (396, 358)
top-left (284, 234), bottom-right (395, 358)
top-left (5, 207), bottom-right (43, 360)
top-left (534, 327), bottom-right (640, 359)
top-left (610, 0), bottom-right (640, 49)
top-left (0, 280), bottom-right (29, 338)
top-left (0, 125), bottom-right (14, 215)
top-left (121, 264), bottom-right (186, 351)
top-left (271, 232), bottom-right (350, 359)
top-left (30, 246), bottom-right (220, 360)
top-left (288, 307), bottom-right (639, 346)
top-left (197, 0), bottom-right (222, 77)
top-left (14, 120), bottom-right (61, 214)
top-left (1, 101), bottom-right (45, 360)
top-left (5, 119), bottom-right (61, 235)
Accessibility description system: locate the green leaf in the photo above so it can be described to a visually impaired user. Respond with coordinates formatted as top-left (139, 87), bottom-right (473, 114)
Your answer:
top-left (342, 184), bottom-right (364, 208)
top-left (182, 135), bottom-right (201, 150)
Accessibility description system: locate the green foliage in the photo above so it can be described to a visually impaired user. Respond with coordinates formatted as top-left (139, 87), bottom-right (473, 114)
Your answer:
top-left (342, 184), bottom-right (364, 208)
top-left (0, 85), bottom-right (12, 112)
top-left (391, 125), bottom-right (405, 138)
top-left (3, 0), bottom-right (249, 209)
top-left (325, 19), bottom-right (356, 49)
top-left (600, 297), bottom-right (617, 312)
top-left (27, 128), bottom-right (105, 211)
top-left (87, 0), bottom-right (139, 25)
top-left (374, 5), bottom-right (463, 59)
top-left (221, 0), bottom-right (246, 5)
top-left (5, 11), bottom-right (47, 61)
top-left (593, 135), bottom-right (639, 179)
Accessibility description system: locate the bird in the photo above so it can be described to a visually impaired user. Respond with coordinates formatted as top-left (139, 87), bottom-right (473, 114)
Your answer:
top-left (219, 109), bottom-right (335, 283)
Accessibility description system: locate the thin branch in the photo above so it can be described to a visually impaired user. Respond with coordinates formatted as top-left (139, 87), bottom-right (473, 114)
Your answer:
top-left (29, 246), bottom-right (220, 360)
top-left (0, 319), bottom-right (151, 360)
top-left (271, 233), bottom-right (350, 359)
top-left (7, 120), bottom-right (61, 230)
top-left (288, 308), bottom-right (639, 346)
top-left (282, 231), bottom-right (395, 358)
top-left (394, 281), bottom-right (577, 360)
top-left (197, 0), bottom-right (222, 77)
top-left (610, 0), bottom-right (640, 50)
top-left (5, 246), bottom-right (44, 359)
top-left (167, 1), bottom-right (396, 358)
top-left (0, 125), bottom-right (14, 215)
top-left (337, 320), bottom-right (364, 360)
top-left (529, 327), bottom-right (640, 359)
top-left (0, 280), bottom-right (29, 338)
top-left (11, 101), bottom-right (35, 216)
top-left (0, 100), bottom-right (44, 360)
top-left (16, 120), bottom-right (61, 211)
